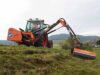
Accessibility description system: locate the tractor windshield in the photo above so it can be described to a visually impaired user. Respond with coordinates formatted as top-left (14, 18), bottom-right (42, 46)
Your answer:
top-left (25, 22), bottom-right (40, 32)
top-left (32, 23), bottom-right (40, 29)
top-left (25, 18), bottom-right (47, 33)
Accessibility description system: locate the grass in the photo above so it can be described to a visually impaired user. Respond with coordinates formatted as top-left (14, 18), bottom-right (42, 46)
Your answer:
top-left (0, 44), bottom-right (100, 75)
top-left (94, 48), bottom-right (100, 61)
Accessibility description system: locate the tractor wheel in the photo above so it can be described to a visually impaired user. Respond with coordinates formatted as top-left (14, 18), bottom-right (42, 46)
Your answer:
top-left (47, 40), bottom-right (53, 48)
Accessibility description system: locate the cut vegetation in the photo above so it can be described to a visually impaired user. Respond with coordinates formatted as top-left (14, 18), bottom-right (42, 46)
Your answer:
top-left (0, 45), bottom-right (100, 75)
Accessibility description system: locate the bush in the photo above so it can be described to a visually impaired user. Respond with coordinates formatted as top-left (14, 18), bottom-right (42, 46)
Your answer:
top-left (82, 42), bottom-right (93, 51)
top-left (60, 39), bottom-right (72, 50)
top-left (60, 38), bottom-right (93, 51)
top-left (96, 40), bottom-right (100, 45)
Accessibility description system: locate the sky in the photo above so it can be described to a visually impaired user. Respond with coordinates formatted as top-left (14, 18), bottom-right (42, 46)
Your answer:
top-left (0, 0), bottom-right (100, 40)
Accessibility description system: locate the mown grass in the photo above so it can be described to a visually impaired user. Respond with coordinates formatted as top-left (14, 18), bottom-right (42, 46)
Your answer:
top-left (0, 44), bottom-right (100, 75)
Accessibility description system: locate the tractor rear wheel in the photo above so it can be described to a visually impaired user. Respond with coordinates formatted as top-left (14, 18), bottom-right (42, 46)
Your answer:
top-left (47, 40), bottom-right (53, 48)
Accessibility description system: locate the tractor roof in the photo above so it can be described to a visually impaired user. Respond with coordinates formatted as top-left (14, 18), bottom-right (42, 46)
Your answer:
top-left (27, 18), bottom-right (44, 23)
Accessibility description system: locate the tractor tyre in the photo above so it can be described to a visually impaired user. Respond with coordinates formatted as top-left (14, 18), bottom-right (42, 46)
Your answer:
top-left (47, 40), bottom-right (53, 48)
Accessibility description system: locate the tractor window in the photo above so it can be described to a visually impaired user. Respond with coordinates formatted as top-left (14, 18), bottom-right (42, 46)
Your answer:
top-left (40, 23), bottom-right (47, 29)
top-left (25, 20), bottom-right (47, 32)
top-left (32, 23), bottom-right (40, 29)
top-left (25, 22), bottom-right (33, 32)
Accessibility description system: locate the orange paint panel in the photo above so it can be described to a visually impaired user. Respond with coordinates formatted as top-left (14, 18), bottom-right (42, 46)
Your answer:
top-left (7, 28), bottom-right (22, 43)
top-left (74, 48), bottom-right (96, 56)
top-left (22, 32), bottom-right (35, 41)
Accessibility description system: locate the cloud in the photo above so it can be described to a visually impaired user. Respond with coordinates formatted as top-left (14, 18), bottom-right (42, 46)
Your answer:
top-left (0, 0), bottom-right (100, 40)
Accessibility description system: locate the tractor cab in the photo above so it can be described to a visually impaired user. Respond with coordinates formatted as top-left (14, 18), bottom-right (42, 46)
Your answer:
top-left (25, 18), bottom-right (47, 33)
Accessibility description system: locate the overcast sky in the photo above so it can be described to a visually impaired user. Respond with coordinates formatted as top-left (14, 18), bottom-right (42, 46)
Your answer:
top-left (0, 0), bottom-right (100, 40)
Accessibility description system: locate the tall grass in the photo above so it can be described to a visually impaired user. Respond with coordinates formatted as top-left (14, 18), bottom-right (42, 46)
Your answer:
top-left (0, 45), bottom-right (100, 75)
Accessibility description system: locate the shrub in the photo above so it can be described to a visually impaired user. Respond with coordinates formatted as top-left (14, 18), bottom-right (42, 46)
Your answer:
top-left (60, 39), bottom-right (72, 50)
top-left (82, 42), bottom-right (93, 51)
top-left (96, 40), bottom-right (100, 45)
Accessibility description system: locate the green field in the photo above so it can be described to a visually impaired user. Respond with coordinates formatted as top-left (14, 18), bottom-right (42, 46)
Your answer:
top-left (0, 44), bottom-right (100, 75)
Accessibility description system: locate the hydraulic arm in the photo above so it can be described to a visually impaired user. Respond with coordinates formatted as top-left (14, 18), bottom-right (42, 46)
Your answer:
top-left (45, 18), bottom-right (82, 48)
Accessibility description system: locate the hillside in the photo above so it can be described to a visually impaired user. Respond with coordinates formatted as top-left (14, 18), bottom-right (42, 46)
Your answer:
top-left (0, 34), bottom-right (100, 45)
top-left (49, 34), bottom-right (100, 41)
top-left (0, 40), bottom-right (17, 45)
top-left (0, 45), bottom-right (100, 75)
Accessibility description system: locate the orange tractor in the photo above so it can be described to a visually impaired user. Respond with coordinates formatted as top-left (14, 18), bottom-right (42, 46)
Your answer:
top-left (7, 18), bottom-right (81, 48)
top-left (7, 18), bottom-right (96, 59)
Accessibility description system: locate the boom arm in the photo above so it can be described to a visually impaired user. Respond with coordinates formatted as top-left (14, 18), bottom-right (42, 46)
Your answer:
top-left (45, 18), bottom-right (82, 48)
top-left (45, 18), bottom-right (68, 32)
